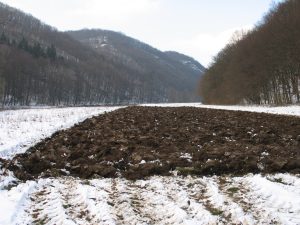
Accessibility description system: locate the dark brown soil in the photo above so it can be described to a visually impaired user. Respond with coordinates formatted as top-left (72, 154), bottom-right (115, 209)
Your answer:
top-left (7, 106), bottom-right (300, 180)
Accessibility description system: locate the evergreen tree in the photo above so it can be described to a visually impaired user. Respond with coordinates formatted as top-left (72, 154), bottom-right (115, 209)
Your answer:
top-left (0, 32), bottom-right (8, 44)
top-left (46, 44), bottom-right (56, 60)
top-left (18, 37), bottom-right (29, 51)
top-left (32, 42), bottom-right (45, 58)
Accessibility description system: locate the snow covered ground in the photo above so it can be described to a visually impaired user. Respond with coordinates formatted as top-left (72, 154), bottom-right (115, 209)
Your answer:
top-left (0, 174), bottom-right (300, 225)
top-left (0, 104), bottom-right (300, 225)
top-left (0, 106), bottom-right (121, 159)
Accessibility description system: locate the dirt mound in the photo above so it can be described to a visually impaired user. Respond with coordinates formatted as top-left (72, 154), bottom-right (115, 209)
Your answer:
top-left (7, 106), bottom-right (300, 180)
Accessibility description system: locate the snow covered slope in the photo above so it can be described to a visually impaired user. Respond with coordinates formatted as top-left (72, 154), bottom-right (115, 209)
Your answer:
top-left (0, 107), bottom-right (121, 159)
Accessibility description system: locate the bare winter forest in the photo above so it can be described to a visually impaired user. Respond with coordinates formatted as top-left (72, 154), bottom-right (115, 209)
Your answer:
top-left (0, 2), bottom-right (204, 107)
top-left (200, 0), bottom-right (300, 105)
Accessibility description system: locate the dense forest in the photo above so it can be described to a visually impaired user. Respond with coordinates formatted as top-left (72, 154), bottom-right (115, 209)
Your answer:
top-left (200, 0), bottom-right (300, 105)
top-left (0, 2), bottom-right (204, 107)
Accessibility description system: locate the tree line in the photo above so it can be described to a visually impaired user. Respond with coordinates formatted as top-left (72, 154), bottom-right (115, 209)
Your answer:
top-left (199, 0), bottom-right (300, 105)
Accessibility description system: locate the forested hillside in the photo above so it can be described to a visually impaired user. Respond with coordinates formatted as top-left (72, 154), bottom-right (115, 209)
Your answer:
top-left (0, 2), bottom-right (204, 107)
top-left (199, 0), bottom-right (300, 105)
top-left (68, 29), bottom-right (204, 103)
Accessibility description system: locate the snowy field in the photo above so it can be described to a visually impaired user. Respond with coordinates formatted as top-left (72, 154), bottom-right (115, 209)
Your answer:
top-left (1, 174), bottom-right (300, 225)
top-left (0, 104), bottom-right (300, 225)
top-left (0, 106), bottom-right (121, 159)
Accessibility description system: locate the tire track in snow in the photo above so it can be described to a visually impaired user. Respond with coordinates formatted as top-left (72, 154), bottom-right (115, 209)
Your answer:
top-left (126, 181), bottom-right (156, 224)
top-left (108, 178), bottom-right (149, 224)
top-left (130, 176), bottom-right (219, 224)
top-left (4, 175), bottom-right (300, 225)
top-left (23, 178), bottom-right (103, 225)
top-left (189, 176), bottom-right (255, 224)
top-left (24, 179), bottom-right (75, 225)
top-left (222, 174), bottom-right (300, 224)
top-left (82, 179), bottom-right (117, 224)
top-left (134, 177), bottom-right (189, 224)
top-left (2, 181), bottom-right (37, 225)
top-left (224, 176), bottom-right (278, 224)
top-left (215, 176), bottom-right (259, 224)
top-left (59, 178), bottom-right (101, 225)
top-left (238, 174), bottom-right (300, 225)
top-left (160, 176), bottom-right (217, 224)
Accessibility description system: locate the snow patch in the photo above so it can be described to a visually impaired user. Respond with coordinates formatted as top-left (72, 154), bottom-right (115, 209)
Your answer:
top-left (0, 106), bottom-right (121, 159)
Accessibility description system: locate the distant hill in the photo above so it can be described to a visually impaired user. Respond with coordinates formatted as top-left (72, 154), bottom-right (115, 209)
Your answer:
top-left (67, 29), bottom-right (205, 102)
top-left (199, 0), bottom-right (300, 105)
top-left (0, 2), bottom-right (205, 106)
top-left (164, 51), bottom-right (206, 74)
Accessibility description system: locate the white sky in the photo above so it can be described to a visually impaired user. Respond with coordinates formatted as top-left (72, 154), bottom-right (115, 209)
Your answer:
top-left (1, 0), bottom-right (283, 67)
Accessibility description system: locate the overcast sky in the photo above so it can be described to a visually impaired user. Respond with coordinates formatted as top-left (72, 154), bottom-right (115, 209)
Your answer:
top-left (1, 0), bottom-right (283, 66)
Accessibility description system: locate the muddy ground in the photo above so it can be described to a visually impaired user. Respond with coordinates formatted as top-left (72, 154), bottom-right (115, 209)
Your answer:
top-left (4, 106), bottom-right (300, 180)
